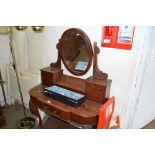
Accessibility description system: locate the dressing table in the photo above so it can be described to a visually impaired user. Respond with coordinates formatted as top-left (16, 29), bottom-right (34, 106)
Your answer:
top-left (29, 28), bottom-right (112, 128)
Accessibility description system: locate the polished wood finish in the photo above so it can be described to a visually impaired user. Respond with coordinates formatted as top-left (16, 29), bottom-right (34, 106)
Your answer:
top-left (56, 75), bottom-right (85, 94)
top-left (41, 67), bottom-right (63, 86)
top-left (29, 28), bottom-right (112, 128)
top-left (86, 76), bottom-right (111, 104)
top-left (93, 42), bottom-right (108, 80)
top-left (30, 84), bottom-right (101, 128)
top-left (30, 65), bottom-right (111, 128)
top-left (29, 101), bottom-right (42, 127)
top-left (50, 41), bottom-right (62, 69)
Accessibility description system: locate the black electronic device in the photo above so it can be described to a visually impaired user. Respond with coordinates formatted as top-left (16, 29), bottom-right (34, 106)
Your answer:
top-left (44, 85), bottom-right (85, 108)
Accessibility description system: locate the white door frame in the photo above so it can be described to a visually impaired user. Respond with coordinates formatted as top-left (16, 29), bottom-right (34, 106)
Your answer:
top-left (124, 26), bottom-right (153, 129)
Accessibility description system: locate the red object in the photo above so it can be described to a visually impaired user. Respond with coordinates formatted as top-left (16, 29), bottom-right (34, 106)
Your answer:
top-left (116, 115), bottom-right (120, 126)
top-left (101, 26), bottom-right (135, 50)
top-left (97, 96), bottom-right (115, 129)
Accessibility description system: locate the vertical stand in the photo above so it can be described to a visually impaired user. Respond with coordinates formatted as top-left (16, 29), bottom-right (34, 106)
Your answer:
top-left (9, 27), bottom-right (36, 129)
top-left (0, 68), bottom-right (9, 108)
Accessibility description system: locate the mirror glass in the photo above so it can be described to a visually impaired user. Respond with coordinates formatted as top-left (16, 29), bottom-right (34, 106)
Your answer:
top-left (61, 28), bottom-right (93, 76)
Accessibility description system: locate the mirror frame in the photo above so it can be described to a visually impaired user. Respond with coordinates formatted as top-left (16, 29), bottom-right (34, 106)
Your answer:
top-left (60, 28), bottom-right (93, 76)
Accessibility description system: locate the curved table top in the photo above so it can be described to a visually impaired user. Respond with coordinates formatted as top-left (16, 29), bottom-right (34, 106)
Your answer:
top-left (29, 84), bottom-right (102, 125)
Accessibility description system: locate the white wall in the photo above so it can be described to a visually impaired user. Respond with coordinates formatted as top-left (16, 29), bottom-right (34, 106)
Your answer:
top-left (0, 34), bottom-right (10, 106)
top-left (11, 27), bottom-right (28, 70)
top-left (12, 27), bottom-right (46, 73)
top-left (131, 27), bottom-right (155, 128)
top-left (7, 27), bottom-right (43, 107)
top-left (44, 26), bottom-right (145, 128)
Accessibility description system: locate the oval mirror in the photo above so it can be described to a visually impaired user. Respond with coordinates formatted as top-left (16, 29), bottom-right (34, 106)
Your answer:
top-left (60, 28), bottom-right (93, 76)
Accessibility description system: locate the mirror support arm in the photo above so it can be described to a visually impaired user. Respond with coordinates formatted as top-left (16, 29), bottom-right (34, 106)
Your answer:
top-left (50, 40), bottom-right (62, 69)
top-left (93, 42), bottom-right (108, 80)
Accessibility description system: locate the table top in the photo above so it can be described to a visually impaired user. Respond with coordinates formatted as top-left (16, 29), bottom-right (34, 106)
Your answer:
top-left (29, 84), bottom-right (102, 125)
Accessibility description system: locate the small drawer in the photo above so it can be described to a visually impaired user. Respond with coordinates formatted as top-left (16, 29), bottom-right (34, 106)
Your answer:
top-left (43, 104), bottom-right (70, 121)
top-left (30, 97), bottom-right (44, 110)
top-left (44, 105), bottom-right (61, 117)
top-left (86, 91), bottom-right (104, 98)
top-left (86, 83), bottom-right (104, 92)
top-left (41, 71), bottom-right (53, 86)
top-left (86, 98), bottom-right (104, 104)
top-left (42, 80), bottom-right (53, 87)
top-left (86, 84), bottom-right (106, 103)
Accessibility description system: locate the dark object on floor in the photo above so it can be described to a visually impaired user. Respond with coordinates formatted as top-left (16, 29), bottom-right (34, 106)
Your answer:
top-left (43, 116), bottom-right (78, 129)
top-left (0, 106), bottom-right (6, 127)
top-left (0, 105), bottom-right (36, 129)
top-left (17, 117), bottom-right (36, 129)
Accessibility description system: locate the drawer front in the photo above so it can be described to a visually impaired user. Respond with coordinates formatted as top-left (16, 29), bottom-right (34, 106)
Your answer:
top-left (86, 83), bottom-right (104, 92)
top-left (30, 96), bottom-right (44, 110)
top-left (86, 92), bottom-right (105, 103)
top-left (41, 71), bottom-right (53, 86)
top-left (43, 104), bottom-right (70, 121)
top-left (86, 84), bottom-right (106, 103)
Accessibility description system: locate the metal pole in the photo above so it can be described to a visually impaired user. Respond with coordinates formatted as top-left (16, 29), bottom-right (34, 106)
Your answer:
top-left (0, 69), bottom-right (7, 106)
top-left (8, 27), bottom-right (35, 128)
top-left (9, 27), bottom-right (27, 118)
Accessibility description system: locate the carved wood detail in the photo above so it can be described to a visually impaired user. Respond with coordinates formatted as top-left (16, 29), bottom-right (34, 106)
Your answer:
top-left (50, 40), bottom-right (62, 69)
top-left (93, 42), bottom-right (108, 80)
top-left (29, 101), bottom-right (42, 128)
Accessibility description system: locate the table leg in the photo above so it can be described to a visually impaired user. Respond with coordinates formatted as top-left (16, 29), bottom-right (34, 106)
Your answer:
top-left (29, 102), bottom-right (42, 128)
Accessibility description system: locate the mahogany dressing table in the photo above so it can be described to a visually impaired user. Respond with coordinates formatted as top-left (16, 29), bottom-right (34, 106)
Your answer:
top-left (29, 28), bottom-right (111, 128)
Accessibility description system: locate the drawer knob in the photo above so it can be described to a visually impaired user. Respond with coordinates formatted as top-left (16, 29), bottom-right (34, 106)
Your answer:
top-left (53, 110), bottom-right (57, 114)
top-left (45, 106), bottom-right (48, 110)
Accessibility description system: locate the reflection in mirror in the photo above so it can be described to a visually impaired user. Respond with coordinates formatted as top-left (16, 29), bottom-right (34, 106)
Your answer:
top-left (61, 28), bottom-right (92, 76)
